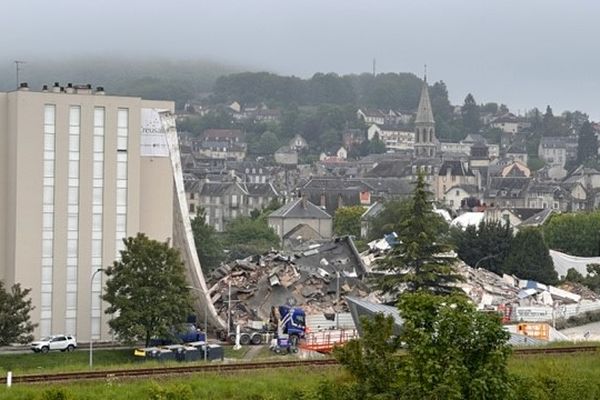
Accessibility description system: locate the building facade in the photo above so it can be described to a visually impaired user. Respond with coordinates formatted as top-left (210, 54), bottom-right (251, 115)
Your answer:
top-left (0, 85), bottom-right (175, 340)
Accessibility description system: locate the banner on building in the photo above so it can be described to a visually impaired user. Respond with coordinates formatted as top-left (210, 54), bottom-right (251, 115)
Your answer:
top-left (140, 108), bottom-right (169, 157)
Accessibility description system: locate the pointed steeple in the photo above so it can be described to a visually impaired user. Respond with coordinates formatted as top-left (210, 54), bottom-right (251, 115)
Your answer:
top-left (415, 77), bottom-right (435, 124)
top-left (414, 71), bottom-right (437, 159)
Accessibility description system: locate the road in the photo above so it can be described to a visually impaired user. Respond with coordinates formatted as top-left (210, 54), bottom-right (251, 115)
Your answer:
top-left (560, 321), bottom-right (600, 341)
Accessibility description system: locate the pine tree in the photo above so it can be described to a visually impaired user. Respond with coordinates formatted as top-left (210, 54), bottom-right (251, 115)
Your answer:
top-left (453, 220), bottom-right (513, 275)
top-left (0, 281), bottom-right (36, 345)
top-left (577, 120), bottom-right (598, 164)
top-left (503, 228), bottom-right (557, 285)
top-left (375, 172), bottom-right (462, 297)
top-left (461, 93), bottom-right (481, 135)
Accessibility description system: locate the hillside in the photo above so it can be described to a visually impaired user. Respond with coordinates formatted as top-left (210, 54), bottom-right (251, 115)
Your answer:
top-left (0, 57), bottom-right (242, 108)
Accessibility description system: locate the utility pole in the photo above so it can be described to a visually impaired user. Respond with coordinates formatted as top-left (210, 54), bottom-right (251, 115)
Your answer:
top-left (14, 61), bottom-right (26, 89)
top-left (372, 58), bottom-right (376, 76)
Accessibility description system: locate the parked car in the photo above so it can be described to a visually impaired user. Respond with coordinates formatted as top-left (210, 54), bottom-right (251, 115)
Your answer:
top-left (31, 335), bottom-right (77, 353)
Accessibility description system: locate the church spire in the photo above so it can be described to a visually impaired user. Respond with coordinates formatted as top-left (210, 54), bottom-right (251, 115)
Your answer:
top-left (415, 75), bottom-right (435, 124)
top-left (414, 69), bottom-right (437, 159)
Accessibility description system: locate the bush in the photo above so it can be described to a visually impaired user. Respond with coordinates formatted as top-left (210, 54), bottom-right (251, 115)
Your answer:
top-left (148, 382), bottom-right (193, 400)
top-left (41, 388), bottom-right (73, 400)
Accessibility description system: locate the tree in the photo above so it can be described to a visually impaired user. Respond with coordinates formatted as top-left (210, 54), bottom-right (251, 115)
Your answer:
top-left (542, 105), bottom-right (568, 136)
top-left (329, 293), bottom-right (513, 400)
top-left (330, 313), bottom-right (402, 399)
top-left (452, 220), bottom-right (513, 275)
top-left (367, 199), bottom-right (411, 240)
top-left (577, 120), bottom-right (598, 164)
top-left (191, 208), bottom-right (224, 274)
top-left (375, 173), bottom-right (462, 297)
top-left (397, 292), bottom-right (513, 399)
top-left (103, 233), bottom-right (193, 346)
top-left (503, 228), bottom-right (557, 284)
top-left (333, 206), bottom-right (365, 237)
top-left (543, 211), bottom-right (600, 256)
top-left (461, 93), bottom-right (481, 134)
top-left (0, 281), bottom-right (36, 345)
top-left (223, 215), bottom-right (280, 260)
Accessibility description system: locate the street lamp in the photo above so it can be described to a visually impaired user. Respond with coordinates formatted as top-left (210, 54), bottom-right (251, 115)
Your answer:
top-left (89, 268), bottom-right (105, 368)
top-left (186, 285), bottom-right (208, 362)
top-left (474, 253), bottom-right (501, 269)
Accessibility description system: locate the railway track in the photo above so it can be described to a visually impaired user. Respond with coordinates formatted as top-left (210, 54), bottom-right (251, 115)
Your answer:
top-left (0, 358), bottom-right (338, 385)
top-left (1, 346), bottom-right (596, 385)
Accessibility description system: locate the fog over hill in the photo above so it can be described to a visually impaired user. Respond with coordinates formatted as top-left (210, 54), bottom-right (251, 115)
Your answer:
top-left (0, 57), bottom-right (244, 107)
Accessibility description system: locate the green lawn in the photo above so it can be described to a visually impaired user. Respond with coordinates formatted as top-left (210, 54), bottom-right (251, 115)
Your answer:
top-left (0, 367), bottom-right (341, 400)
top-left (0, 345), bottom-right (254, 376)
top-left (3, 353), bottom-right (600, 399)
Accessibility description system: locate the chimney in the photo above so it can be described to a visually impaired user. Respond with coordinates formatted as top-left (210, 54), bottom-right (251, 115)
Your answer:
top-left (18, 82), bottom-right (29, 91)
top-left (65, 83), bottom-right (75, 94)
top-left (301, 192), bottom-right (308, 209)
top-left (42, 84), bottom-right (48, 92)
top-left (52, 82), bottom-right (60, 93)
top-left (95, 86), bottom-right (105, 95)
top-left (75, 84), bottom-right (92, 95)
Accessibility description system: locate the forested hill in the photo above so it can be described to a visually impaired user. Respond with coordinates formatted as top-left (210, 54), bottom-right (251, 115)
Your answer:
top-left (0, 58), bottom-right (240, 108)
top-left (212, 71), bottom-right (450, 111)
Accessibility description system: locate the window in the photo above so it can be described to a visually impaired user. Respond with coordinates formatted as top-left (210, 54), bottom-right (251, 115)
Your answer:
top-left (456, 190), bottom-right (460, 196)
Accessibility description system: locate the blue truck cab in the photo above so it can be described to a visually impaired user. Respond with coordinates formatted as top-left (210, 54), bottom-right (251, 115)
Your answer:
top-left (278, 305), bottom-right (306, 343)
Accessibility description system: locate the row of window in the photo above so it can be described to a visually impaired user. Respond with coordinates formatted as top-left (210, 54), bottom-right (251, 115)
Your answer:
top-left (40, 105), bottom-right (56, 337)
top-left (65, 106), bottom-right (81, 335)
top-left (39, 105), bottom-right (129, 338)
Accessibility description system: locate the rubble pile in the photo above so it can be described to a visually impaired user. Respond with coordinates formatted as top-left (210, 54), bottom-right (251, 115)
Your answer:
top-left (558, 282), bottom-right (599, 301)
top-left (456, 263), bottom-right (520, 308)
top-left (209, 237), bottom-right (371, 326)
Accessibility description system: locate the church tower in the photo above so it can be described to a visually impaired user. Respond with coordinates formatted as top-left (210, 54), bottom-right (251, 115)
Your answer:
top-left (414, 75), bottom-right (437, 158)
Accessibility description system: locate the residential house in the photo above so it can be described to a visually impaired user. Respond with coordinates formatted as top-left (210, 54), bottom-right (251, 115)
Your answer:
top-left (274, 146), bottom-right (298, 165)
top-left (538, 137), bottom-right (567, 167)
top-left (337, 147), bottom-right (348, 160)
top-left (525, 183), bottom-right (569, 210)
top-left (560, 181), bottom-right (588, 211)
top-left (484, 207), bottom-right (544, 227)
top-left (490, 113), bottom-right (529, 134)
top-left (268, 197), bottom-right (333, 239)
top-left (193, 181), bottom-right (279, 231)
top-left (357, 108), bottom-right (385, 125)
top-left (506, 143), bottom-right (528, 165)
top-left (484, 177), bottom-right (531, 208)
top-left (367, 124), bottom-right (415, 151)
top-left (444, 184), bottom-right (480, 210)
top-left (196, 129), bottom-right (247, 161)
top-left (289, 134), bottom-right (308, 151)
top-left (436, 159), bottom-right (477, 201)
top-left (300, 177), bottom-right (412, 216)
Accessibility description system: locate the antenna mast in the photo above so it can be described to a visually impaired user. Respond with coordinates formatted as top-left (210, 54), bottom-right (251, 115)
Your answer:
top-left (14, 60), bottom-right (26, 89)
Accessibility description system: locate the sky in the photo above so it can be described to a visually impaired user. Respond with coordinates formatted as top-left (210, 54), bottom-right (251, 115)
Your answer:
top-left (2, 0), bottom-right (599, 118)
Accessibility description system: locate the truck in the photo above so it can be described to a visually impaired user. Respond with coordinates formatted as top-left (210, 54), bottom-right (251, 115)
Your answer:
top-left (150, 323), bottom-right (206, 346)
top-left (219, 305), bottom-right (306, 347)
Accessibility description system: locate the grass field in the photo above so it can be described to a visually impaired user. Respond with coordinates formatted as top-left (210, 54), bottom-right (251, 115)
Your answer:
top-left (3, 346), bottom-right (600, 399)
top-left (0, 367), bottom-right (341, 400)
top-left (0, 346), bottom-right (254, 375)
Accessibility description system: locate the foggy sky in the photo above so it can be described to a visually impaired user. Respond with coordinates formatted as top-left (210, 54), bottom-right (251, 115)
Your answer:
top-left (2, 0), bottom-right (599, 118)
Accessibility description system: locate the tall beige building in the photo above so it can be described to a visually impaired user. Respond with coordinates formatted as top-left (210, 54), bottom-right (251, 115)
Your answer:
top-left (0, 83), bottom-right (176, 340)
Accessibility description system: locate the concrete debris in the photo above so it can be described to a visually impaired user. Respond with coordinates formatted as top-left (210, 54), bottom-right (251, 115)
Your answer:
top-left (559, 282), bottom-right (599, 301)
top-left (209, 236), bottom-right (373, 327)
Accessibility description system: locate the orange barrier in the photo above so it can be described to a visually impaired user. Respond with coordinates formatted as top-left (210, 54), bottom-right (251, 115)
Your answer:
top-left (300, 329), bottom-right (359, 353)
